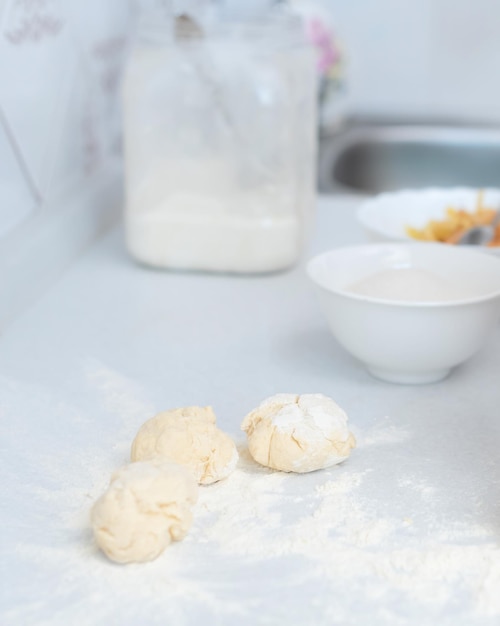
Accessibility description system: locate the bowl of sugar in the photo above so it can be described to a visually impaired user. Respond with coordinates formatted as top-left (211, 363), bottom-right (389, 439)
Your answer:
top-left (307, 243), bottom-right (500, 384)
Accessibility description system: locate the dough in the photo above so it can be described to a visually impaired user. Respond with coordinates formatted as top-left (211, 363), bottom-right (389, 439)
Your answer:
top-left (241, 393), bottom-right (356, 473)
top-left (131, 406), bottom-right (238, 485)
top-left (91, 460), bottom-right (198, 564)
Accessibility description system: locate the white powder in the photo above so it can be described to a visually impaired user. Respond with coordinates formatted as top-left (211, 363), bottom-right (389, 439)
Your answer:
top-left (192, 447), bottom-right (500, 618)
top-left (346, 268), bottom-right (469, 302)
top-left (126, 210), bottom-right (300, 273)
top-left (84, 360), bottom-right (156, 429)
top-left (124, 159), bottom-right (302, 273)
top-left (355, 416), bottom-right (412, 447)
top-left (261, 393), bottom-right (350, 440)
top-left (4, 372), bottom-right (500, 624)
top-left (123, 32), bottom-right (312, 275)
top-left (398, 476), bottom-right (437, 501)
top-left (16, 449), bottom-right (500, 621)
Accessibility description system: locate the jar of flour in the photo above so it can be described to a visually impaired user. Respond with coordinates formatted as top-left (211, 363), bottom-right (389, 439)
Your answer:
top-left (123, 8), bottom-right (317, 273)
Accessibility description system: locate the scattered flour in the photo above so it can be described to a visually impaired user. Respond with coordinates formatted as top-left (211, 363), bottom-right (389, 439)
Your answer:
top-left (355, 417), bottom-right (412, 447)
top-left (3, 372), bottom-right (500, 624)
top-left (84, 359), bottom-right (156, 431)
top-left (8, 442), bottom-right (500, 624)
top-left (188, 445), bottom-right (500, 618)
top-left (398, 476), bottom-right (437, 501)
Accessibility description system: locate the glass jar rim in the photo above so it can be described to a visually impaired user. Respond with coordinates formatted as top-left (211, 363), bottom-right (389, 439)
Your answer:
top-left (136, 10), bottom-right (306, 47)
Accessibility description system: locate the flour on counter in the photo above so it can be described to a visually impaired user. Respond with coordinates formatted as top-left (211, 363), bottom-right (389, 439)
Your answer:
top-left (5, 395), bottom-right (500, 625)
top-left (190, 445), bottom-right (500, 617)
top-left (398, 476), bottom-right (437, 501)
top-left (355, 416), bottom-right (412, 448)
top-left (84, 360), bottom-right (155, 430)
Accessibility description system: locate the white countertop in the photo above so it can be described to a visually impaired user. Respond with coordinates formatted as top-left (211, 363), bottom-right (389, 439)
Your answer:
top-left (1, 195), bottom-right (500, 626)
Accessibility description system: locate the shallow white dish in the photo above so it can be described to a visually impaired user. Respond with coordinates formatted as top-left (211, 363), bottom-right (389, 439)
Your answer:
top-left (357, 188), bottom-right (500, 256)
top-left (307, 243), bottom-right (500, 384)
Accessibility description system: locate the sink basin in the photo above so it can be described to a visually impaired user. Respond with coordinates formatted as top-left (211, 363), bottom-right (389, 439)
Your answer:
top-left (318, 120), bottom-right (500, 194)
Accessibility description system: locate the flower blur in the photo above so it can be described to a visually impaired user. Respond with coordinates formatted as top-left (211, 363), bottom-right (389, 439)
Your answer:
top-left (305, 16), bottom-right (342, 80)
top-left (289, 0), bottom-right (344, 111)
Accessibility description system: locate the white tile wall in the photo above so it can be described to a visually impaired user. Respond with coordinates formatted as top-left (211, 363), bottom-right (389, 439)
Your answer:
top-left (323, 0), bottom-right (500, 122)
top-left (428, 0), bottom-right (500, 122)
top-left (1, 0), bottom-right (75, 203)
top-left (0, 118), bottom-right (36, 237)
top-left (0, 0), bottom-right (133, 218)
top-left (0, 0), bottom-right (132, 325)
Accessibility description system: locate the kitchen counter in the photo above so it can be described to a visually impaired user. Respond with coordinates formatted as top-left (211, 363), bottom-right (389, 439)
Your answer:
top-left (1, 195), bottom-right (500, 626)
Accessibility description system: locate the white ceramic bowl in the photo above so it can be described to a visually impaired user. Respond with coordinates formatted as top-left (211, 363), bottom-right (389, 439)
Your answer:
top-left (307, 243), bottom-right (500, 384)
top-left (357, 188), bottom-right (500, 256)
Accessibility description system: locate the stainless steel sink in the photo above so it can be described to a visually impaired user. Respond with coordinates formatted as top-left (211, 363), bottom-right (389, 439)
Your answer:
top-left (318, 119), bottom-right (500, 194)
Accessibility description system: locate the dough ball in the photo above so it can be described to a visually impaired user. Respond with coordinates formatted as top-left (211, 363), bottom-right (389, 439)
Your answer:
top-left (91, 460), bottom-right (198, 564)
top-left (131, 406), bottom-right (238, 485)
top-left (241, 393), bottom-right (355, 473)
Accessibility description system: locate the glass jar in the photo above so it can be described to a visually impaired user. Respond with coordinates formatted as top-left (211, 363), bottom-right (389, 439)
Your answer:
top-left (123, 10), bottom-right (317, 273)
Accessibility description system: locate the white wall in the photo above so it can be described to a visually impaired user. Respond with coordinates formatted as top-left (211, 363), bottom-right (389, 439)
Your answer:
top-left (323, 0), bottom-right (500, 122)
top-left (0, 0), bottom-right (131, 325)
top-left (0, 0), bottom-right (132, 235)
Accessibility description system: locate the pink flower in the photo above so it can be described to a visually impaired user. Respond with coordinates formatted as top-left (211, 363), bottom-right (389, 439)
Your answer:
top-left (305, 17), bottom-right (341, 76)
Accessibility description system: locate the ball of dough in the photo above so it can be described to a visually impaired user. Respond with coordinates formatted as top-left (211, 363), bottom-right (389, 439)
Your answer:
top-left (131, 406), bottom-right (238, 485)
top-left (91, 460), bottom-right (198, 564)
top-left (241, 393), bottom-right (355, 473)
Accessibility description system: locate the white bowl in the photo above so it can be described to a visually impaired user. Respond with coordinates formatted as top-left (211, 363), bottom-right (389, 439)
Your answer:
top-left (357, 188), bottom-right (500, 256)
top-left (307, 243), bottom-right (500, 384)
